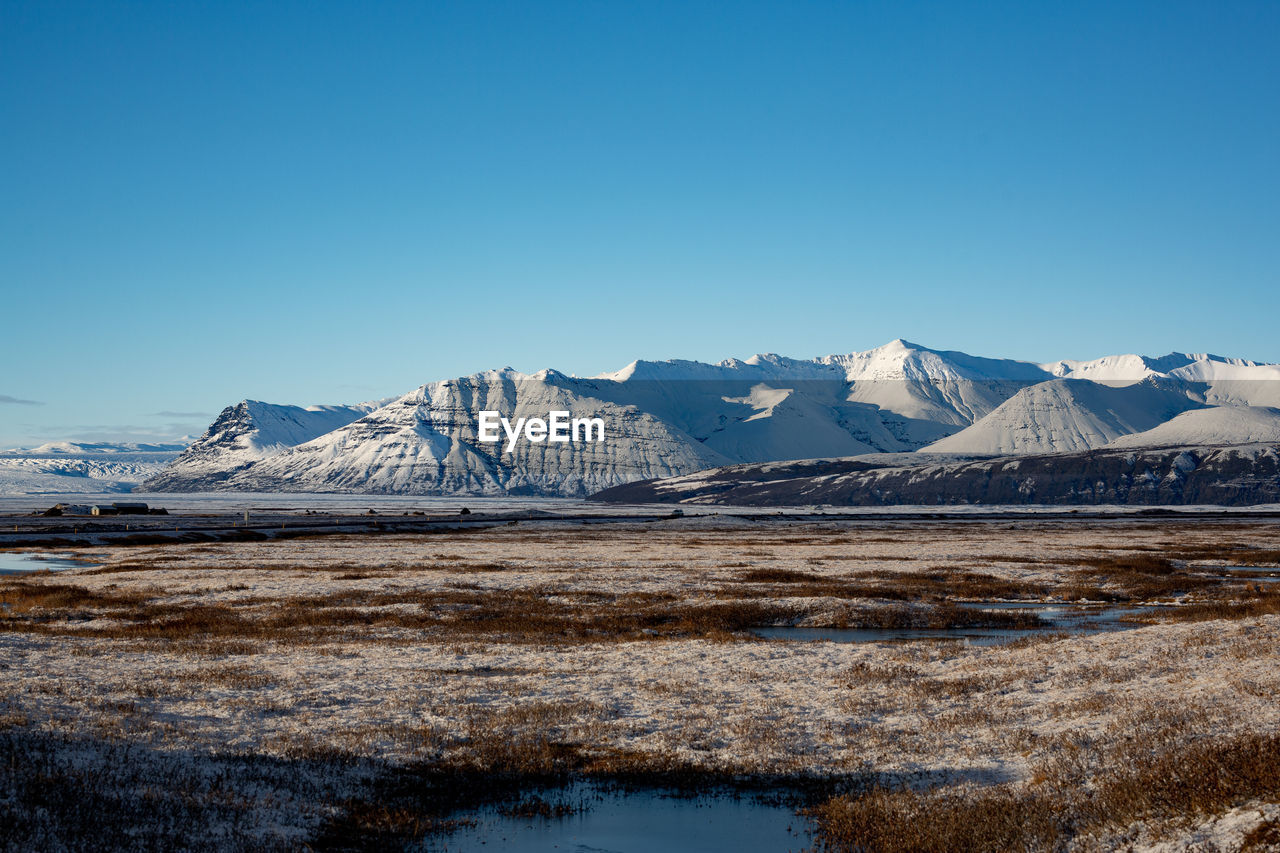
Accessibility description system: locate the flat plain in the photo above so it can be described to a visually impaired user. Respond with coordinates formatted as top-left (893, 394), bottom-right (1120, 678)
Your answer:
top-left (3, 512), bottom-right (1280, 851)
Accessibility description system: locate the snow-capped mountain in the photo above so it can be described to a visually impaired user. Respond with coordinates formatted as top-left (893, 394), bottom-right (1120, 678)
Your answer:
top-left (1043, 351), bottom-right (1280, 384)
top-left (143, 399), bottom-right (387, 489)
top-left (196, 372), bottom-right (729, 496)
top-left (823, 340), bottom-right (1055, 438)
top-left (142, 341), bottom-right (1280, 497)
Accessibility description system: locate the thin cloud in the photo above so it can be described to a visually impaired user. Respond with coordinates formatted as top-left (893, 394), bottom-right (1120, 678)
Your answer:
top-left (35, 421), bottom-right (204, 444)
top-left (64, 428), bottom-right (195, 445)
top-left (152, 411), bottom-right (211, 418)
top-left (0, 394), bottom-right (43, 406)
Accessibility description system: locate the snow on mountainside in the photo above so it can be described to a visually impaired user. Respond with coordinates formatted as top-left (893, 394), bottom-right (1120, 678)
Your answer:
top-left (1105, 406), bottom-right (1280, 449)
top-left (924, 378), bottom-right (1206, 455)
top-left (830, 340), bottom-right (1052, 384)
top-left (143, 400), bottom-right (386, 489)
top-left (819, 340), bottom-right (1055, 440)
top-left (1044, 351), bottom-right (1280, 384)
top-left (196, 372), bottom-right (730, 496)
top-left (142, 341), bottom-right (1280, 498)
top-left (1042, 353), bottom-right (1171, 381)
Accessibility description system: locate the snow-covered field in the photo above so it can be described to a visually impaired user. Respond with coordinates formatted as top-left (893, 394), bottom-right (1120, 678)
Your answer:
top-left (8, 491), bottom-right (1280, 517)
top-left (3, 518), bottom-right (1280, 850)
top-left (0, 455), bottom-right (177, 495)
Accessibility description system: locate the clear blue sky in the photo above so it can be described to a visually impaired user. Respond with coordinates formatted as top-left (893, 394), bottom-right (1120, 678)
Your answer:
top-left (2, 0), bottom-right (1277, 447)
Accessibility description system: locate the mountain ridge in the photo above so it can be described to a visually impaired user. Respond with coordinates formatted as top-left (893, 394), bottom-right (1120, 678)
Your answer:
top-left (141, 341), bottom-right (1280, 498)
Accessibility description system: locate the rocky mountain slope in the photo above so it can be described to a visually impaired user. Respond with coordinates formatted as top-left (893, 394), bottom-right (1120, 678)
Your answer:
top-left (590, 444), bottom-right (1280, 507)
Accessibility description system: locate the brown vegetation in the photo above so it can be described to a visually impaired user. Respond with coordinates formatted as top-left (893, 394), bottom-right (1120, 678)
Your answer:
top-left (5, 517), bottom-right (1280, 850)
top-left (812, 730), bottom-right (1280, 852)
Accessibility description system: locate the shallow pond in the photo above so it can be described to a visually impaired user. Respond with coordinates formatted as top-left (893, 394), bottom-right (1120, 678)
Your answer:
top-left (0, 552), bottom-right (99, 575)
top-left (429, 785), bottom-right (810, 852)
top-left (1215, 566), bottom-right (1280, 583)
top-left (752, 604), bottom-right (1157, 646)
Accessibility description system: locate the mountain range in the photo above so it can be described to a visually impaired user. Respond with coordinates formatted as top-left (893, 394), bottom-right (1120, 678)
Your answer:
top-left (138, 340), bottom-right (1280, 500)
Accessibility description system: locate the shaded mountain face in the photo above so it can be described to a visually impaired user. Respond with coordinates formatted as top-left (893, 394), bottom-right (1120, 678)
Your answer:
top-left (590, 445), bottom-right (1280, 508)
top-left (143, 341), bottom-right (1280, 498)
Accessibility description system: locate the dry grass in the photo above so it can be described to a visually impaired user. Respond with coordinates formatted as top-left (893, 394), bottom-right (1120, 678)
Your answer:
top-left (0, 580), bottom-right (801, 645)
top-left (0, 580), bottom-right (148, 614)
top-left (812, 729), bottom-right (1280, 852)
top-left (7, 521), bottom-right (1277, 653)
top-left (5, 518), bottom-right (1280, 849)
top-left (1163, 588), bottom-right (1280, 622)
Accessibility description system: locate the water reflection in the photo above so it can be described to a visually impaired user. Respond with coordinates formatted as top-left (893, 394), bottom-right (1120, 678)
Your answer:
top-left (431, 784), bottom-right (810, 852)
top-left (753, 604), bottom-right (1157, 646)
top-left (0, 553), bottom-right (99, 575)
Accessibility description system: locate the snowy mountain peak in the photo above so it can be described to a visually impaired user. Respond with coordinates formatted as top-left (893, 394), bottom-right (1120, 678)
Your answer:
top-left (1042, 351), bottom-right (1280, 383)
top-left (143, 398), bottom-right (385, 489)
top-left (455, 367), bottom-right (555, 384)
top-left (592, 358), bottom-right (752, 383)
top-left (819, 340), bottom-right (1053, 383)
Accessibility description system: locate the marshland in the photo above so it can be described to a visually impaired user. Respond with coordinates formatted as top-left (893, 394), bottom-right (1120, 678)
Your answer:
top-left (3, 512), bottom-right (1280, 851)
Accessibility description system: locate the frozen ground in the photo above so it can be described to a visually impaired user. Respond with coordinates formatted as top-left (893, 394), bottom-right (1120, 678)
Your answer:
top-left (3, 518), bottom-right (1280, 850)
top-left (0, 491), bottom-right (586, 515)
top-left (0, 455), bottom-right (178, 495)
top-left (7, 491), bottom-right (1280, 517)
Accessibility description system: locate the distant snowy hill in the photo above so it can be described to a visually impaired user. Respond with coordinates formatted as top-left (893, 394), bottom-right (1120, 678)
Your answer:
top-left (923, 378), bottom-right (1205, 455)
top-left (140, 341), bottom-right (1280, 498)
top-left (1105, 406), bottom-right (1280, 449)
top-left (1041, 352), bottom-right (1280, 383)
top-left (0, 441), bottom-right (187, 495)
top-left (15, 441), bottom-right (189, 455)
